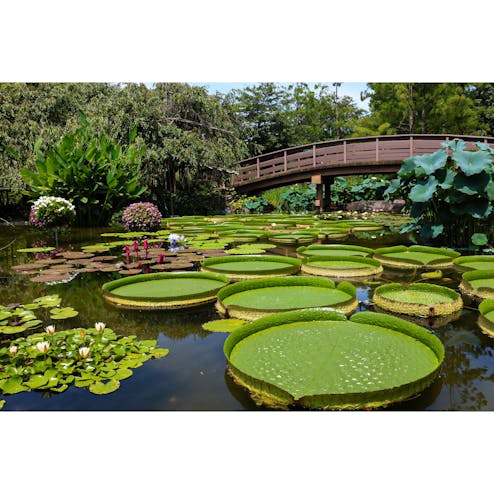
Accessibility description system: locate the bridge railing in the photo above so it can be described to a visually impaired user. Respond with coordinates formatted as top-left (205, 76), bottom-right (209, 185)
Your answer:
top-left (233, 134), bottom-right (494, 186)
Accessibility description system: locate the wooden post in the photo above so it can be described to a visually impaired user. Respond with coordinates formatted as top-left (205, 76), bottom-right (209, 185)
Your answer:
top-left (284, 150), bottom-right (288, 172)
top-left (256, 158), bottom-right (260, 178)
top-left (323, 176), bottom-right (334, 212)
top-left (409, 136), bottom-right (414, 157)
top-left (376, 137), bottom-right (379, 162)
top-left (312, 144), bottom-right (316, 167)
top-left (315, 183), bottom-right (323, 214)
top-left (343, 140), bottom-right (347, 163)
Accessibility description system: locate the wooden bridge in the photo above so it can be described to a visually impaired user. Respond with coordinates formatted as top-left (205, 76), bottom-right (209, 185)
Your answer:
top-left (231, 134), bottom-right (494, 212)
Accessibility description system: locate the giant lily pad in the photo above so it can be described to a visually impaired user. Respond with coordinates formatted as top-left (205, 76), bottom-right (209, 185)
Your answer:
top-left (373, 245), bottom-right (460, 269)
top-left (267, 233), bottom-right (317, 245)
top-left (373, 282), bottom-right (463, 318)
top-left (478, 299), bottom-right (494, 338)
top-left (297, 244), bottom-right (373, 258)
top-left (459, 269), bottom-right (494, 301)
top-left (301, 255), bottom-right (383, 278)
top-left (102, 272), bottom-right (229, 309)
top-left (453, 255), bottom-right (494, 271)
top-left (201, 255), bottom-right (301, 281)
top-left (216, 276), bottom-right (358, 321)
top-left (224, 309), bottom-right (444, 410)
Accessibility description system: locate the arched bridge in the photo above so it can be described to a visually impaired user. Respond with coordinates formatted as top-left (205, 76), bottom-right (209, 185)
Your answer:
top-left (232, 134), bottom-right (494, 212)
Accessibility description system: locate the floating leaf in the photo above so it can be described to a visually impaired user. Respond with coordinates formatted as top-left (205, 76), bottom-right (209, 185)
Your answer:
top-left (202, 319), bottom-right (246, 333)
top-left (17, 247), bottom-right (55, 253)
top-left (25, 374), bottom-right (49, 389)
top-left (1, 376), bottom-right (29, 394)
top-left (471, 233), bottom-right (488, 246)
top-left (150, 348), bottom-right (170, 358)
top-left (50, 307), bottom-right (79, 320)
top-left (88, 379), bottom-right (120, 395)
top-left (34, 295), bottom-right (62, 307)
top-left (113, 368), bottom-right (133, 380)
top-left (0, 400), bottom-right (5, 410)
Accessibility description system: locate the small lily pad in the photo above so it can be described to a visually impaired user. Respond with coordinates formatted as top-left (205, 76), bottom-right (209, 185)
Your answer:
top-left (17, 246), bottom-right (55, 253)
top-left (49, 307), bottom-right (79, 320)
top-left (1, 376), bottom-right (29, 394)
top-left (0, 400), bottom-right (5, 410)
top-left (89, 379), bottom-right (121, 395)
top-left (202, 319), bottom-right (246, 332)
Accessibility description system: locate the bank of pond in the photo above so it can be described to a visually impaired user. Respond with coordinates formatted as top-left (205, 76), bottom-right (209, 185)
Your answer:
top-left (1, 212), bottom-right (494, 411)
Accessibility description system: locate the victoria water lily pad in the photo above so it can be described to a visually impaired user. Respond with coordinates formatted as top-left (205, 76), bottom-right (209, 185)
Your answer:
top-left (201, 255), bottom-right (301, 281)
top-left (216, 276), bottom-right (358, 321)
top-left (373, 283), bottom-right (463, 318)
top-left (460, 269), bottom-right (494, 301)
top-left (202, 319), bottom-right (246, 332)
top-left (301, 255), bottom-right (383, 278)
top-left (454, 255), bottom-right (494, 271)
top-left (224, 309), bottom-right (444, 410)
top-left (297, 244), bottom-right (373, 258)
top-left (102, 272), bottom-right (229, 309)
top-left (478, 299), bottom-right (494, 338)
top-left (373, 245), bottom-right (460, 269)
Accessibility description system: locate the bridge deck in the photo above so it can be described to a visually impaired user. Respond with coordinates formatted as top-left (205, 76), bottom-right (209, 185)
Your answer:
top-left (232, 134), bottom-right (494, 194)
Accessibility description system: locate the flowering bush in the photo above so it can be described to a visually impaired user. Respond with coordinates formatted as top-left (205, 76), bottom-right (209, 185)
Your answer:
top-left (29, 196), bottom-right (76, 228)
top-left (122, 202), bottom-right (162, 232)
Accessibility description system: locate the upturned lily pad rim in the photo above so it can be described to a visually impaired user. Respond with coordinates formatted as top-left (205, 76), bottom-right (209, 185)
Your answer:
top-left (297, 244), bottom-right (374, 258)
top-left (102, 271), bottom-right (229, 307)
top-left (373, 282), bottom-right (463, 317)
top-left (216, 276), bottom-right (358, 320)
top-left (478, 299), bottom-right (494, 337)
top-left (460, 269), bottom-right (494, 300)
top-left (373, 245), bottom-right (460, 268)
top-left (201, 254), bottom-right (301, 276)
top-left (300, 255), bottom-right (383, 278)
top-left (453, 255), bottom-right (494, 271)
top-left (224, 309), bottom-right (444, 410)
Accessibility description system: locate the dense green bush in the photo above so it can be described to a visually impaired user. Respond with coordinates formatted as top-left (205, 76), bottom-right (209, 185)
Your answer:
top-left (331, 176), bottom-right (392, 204)
top-left (279, 184), bottom-right (316, 212)
top-left (21, 115), bottom-right (146, 226)
top-left (385, 139), bottom-right (494, 247)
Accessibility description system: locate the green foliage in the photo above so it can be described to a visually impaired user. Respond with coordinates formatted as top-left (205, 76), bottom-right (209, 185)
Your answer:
top-left (279, 184), bottom-right (316, 212)
top-left (21, 116), bottom-right (147, 226)
top-left (389, 140), bottom-right (494, 247)
top-left (331, 175), bottom-right (392, 204)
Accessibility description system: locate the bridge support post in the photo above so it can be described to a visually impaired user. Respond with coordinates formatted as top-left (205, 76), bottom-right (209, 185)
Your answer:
top-left (323, 176), bottom-right (334, 212)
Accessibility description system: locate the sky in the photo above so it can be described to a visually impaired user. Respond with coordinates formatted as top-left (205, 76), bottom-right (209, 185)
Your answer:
top-left (187, 82), bottom-right (370, 111)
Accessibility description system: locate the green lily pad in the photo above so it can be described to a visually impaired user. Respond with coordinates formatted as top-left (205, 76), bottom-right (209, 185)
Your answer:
top-left (1, 376), bottom-right (29, 394)
top-left (202, 319), bottom-right (246, 332)
top-left (0, 400), bottom-right (5, 410)
top-left (34, 295), bottom-right (62, 307)
top-left (17, 246), bottom-right (55, 253)
top-left (150, 348), bottom-right (170, 358)
top-left (89, 379), bottom-right (121, 395)
top-left (49, 307), bottom-right (79, 319)
top-left (25, 374), bottom-right (49, 389)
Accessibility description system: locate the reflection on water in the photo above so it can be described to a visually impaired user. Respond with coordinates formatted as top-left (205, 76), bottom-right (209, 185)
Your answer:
top-left (2, 225), bottom-right (494, 411)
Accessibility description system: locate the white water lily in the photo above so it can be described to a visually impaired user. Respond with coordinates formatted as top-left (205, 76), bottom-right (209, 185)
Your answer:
top-left (45, 325), bottom-right (56, 335)
top-left (9, 346), bottom-right (18, 355)
top-left (79, 347), bottom-right (90, 358)
top-left (95, 322), bottom-right (106, 333)
top-left (36, 341), bottom-right (50, 354)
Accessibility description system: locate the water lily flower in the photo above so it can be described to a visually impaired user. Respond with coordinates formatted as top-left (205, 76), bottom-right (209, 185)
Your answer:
top-left (36, 341), bottom-right (50, 354)
top-left (45, 325), bottom-right (56, 335)
top-left (133, 240), bottom-right (139, 252)
top-left (9, 346), bottom-right (18, 355)
top-left (143, 239), bottom-right (148, 250)
top-left (79, 347), bottom-right (90, 358)
top-left (124, 245), bottom-right (131, 263)
top-left (95, 322), bottom-right (106, 333)
top-left (158, 253), bottom-right (164, 265)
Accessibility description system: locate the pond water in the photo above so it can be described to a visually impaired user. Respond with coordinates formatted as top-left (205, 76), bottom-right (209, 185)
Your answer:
top-left (1, 224), bottom-right (493, 411)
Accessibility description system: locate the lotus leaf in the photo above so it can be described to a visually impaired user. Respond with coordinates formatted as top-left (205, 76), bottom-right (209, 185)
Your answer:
top-left (452, 149), bottom-right (492, 176)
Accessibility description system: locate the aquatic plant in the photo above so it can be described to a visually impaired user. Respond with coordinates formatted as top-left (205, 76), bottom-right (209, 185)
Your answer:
top-left (301, 255), bottom-right (383, 278)
top-left (373, 245), bottom-right (460, 269)
top-left (385, 140), bottom-right (494, 246)
top-left (224, 309), bottom-right (444, 410)
top-left (0, 322), bottom-right (169, 407)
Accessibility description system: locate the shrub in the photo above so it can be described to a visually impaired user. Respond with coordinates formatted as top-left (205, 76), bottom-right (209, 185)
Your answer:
top-left (122, 202), bottom-right (162, 232)
top-left (28, 196), bottom-right (75, 228)
top-left (21, 114), bottom-right (146, 227)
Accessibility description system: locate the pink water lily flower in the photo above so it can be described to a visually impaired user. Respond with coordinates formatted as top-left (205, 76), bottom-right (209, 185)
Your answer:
top-left (36, 341), bottom-right (50, 354)
top-left (45, 325), bottom-right (55, 335)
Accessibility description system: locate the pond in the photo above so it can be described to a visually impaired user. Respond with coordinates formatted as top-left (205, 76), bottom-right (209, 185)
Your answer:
top-left (1, 222), bottom-right (494, 411)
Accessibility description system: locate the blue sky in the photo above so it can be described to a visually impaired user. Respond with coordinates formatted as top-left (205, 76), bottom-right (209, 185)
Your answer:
top-left (188, 82), bottom-right (370, 111)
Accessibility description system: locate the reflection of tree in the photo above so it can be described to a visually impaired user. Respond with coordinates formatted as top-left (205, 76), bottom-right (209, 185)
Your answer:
top-left (434, 311), bottom-right (494, 410)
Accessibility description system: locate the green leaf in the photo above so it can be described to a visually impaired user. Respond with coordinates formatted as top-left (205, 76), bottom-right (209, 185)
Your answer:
top-left (453, 171), bottom-right (490, 195)
top-left (150, 348), bottom-right (170, 359)
top-left (409, 176), bottom-right (438, 202)
top-left (1, 376), bottom-right (29, 394)
top-left (0, 311), bottom-right (10, 321)
top-left (88, 379), bottom-right (120, 395)
top-left (113, 368), bottom-right (133, 380)
top-left (471, 233), bottom-right (488, 246)
top-left (453, 150), bottom-right (492, 176)
top-left (420, 223), bottom-right (444, 239)
top-left (25, 374), bottom-right (49, 389)
top-left (414, 149), bottom-right (448, 174)
top-left (50, 307), bottom-right (79, 320)
top-left (202, 319), bottom-right (246, 333)
top-left (0, 400), bottom-right (5, 410)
